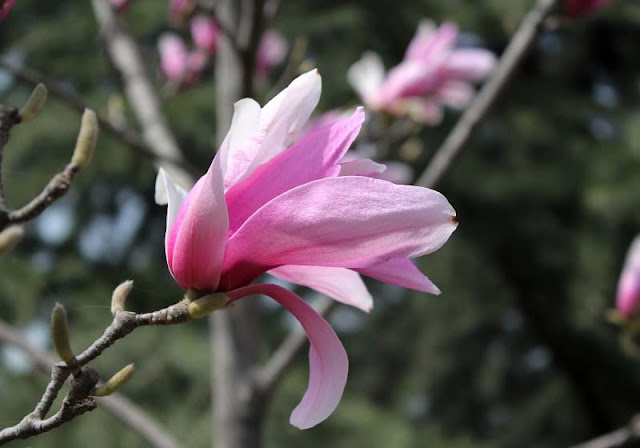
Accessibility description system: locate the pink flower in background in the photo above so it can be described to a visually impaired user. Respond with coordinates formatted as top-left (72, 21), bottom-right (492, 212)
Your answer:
top-left (0, 0), bottom-right (16, 23)
top-left (616, 236), bottom-right (640, 318)
top-left (348, 20), bottom-right (496, 124)
top-left (564, 0), bottom-right (612, 17)
top-left (156, 70), bottom-right (457, 428)
top-left (256, 30), bottom-right (288, 75)
top-left (168, 0), bottom-right (194, 25)
top-left (158, 33), bottom-right (209, 85)
top-left (191, 15), bottom-right (218, 53)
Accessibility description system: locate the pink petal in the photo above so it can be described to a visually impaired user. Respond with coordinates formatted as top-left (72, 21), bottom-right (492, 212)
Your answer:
top-left (347, 52), bottom-right (386, 107)
top-left (191, 15), bottom-right (219, 53)
top-left (167, 157), bottom-right (229, 291)
top-left (616, 236), bottom-right (640, 317)
top-left (378, 161), bottom-right (413, 185)
top-left (564, 0), bottom-right (612, 17)
top-left (357, 258), bottom-right (440, 295)
top-left (0, 0), bottom-right (16, 23)
top-left (227, 283), bottom-right (348, 429)
top-left (405, 21), bottom-right (458, 63)
top-left (443, 49), bottom-right (496, 82)
top-left (242, 69), bottom-right (322, 177)
top-left (338, 158), bottom-right (386, 177)
top-left (220, 176), bottom-right (457, 290)
top-left (155, 169), bottom-right (188, 253)
top-left (225, 108), bottom-right (365, 232)
top-left (434, 81), bottom-right (475, 109)
top-left (256, 30), bottom-right (288, 74)
top-left (269, 265), bottom-right (373, 312)
top-left (158, 33), bottom-right (189, 82)
top-left (217, 99), bottom-right (262, 190)
top-left (219, 70), bottom-right (322, 188)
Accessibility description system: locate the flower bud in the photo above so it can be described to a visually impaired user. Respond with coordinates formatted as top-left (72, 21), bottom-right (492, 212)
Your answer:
top-left (51, 303), bottom-right (75, 364)
top-left (111, 280), bottom-right (134, 315)
top-left (94, 363), bottom-right (135, 397)
top-left (19, 84), bottom-right (47, 123)
top-left (71, 109), bottom-right (99, 168)
top-left (0, 225), bottom-right (24, 254)
top-left (187, 293), bottom-right (230, 319)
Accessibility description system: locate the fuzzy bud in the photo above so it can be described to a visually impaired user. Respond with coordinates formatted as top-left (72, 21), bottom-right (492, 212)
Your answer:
top-left (187, 293), bottom-right (230, 319)
top-left (19, 84), bottom-right (48, 123)
top-left (51, 303), bottom-right (75, 364)
top-left (0, 225), bottom-right (24, 254)
top-left (111, 280), bottom-right (134, 315)
top-left (94, 363), bottom-right (136, 397)
top-left (71, 109), bottom-right (99, 167)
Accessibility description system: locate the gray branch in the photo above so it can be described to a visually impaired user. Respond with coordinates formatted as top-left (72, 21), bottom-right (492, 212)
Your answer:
top-left (569, 416), bottom-right (640, 448)
top-left (90, 0), bottom-right (194, 189)
top-left (415, 0), bottom-right (558, 189)
top-left (0, 294), bottom-right (192, 445)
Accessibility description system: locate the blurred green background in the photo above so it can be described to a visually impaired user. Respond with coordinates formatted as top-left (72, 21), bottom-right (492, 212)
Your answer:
top-left (1, 0), bottom-right (639, 446)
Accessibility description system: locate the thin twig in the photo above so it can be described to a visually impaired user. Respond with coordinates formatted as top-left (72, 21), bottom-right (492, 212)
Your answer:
top-left (569, 416), bottom-right (640, 448)
top-left (90, 0), bottom-right (195, 189)
top-left (415, 0), bottom-right (558, 189)
top-left (0, 61), bottom-right (196, 176)
top-left (0, 295), bottom-right (192, 444)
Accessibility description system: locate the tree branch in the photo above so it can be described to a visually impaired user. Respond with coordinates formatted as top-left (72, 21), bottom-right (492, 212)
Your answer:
top-left (90, 0), bottom-right (194, 189)
top-left (0, 60), bottom-right (196, 177)
top-left (0, 290), bottom-right (193, 445)
top-left (415, 0), bottom-right (558, 189)
top-left (569, 416), bottom-right (640, 448)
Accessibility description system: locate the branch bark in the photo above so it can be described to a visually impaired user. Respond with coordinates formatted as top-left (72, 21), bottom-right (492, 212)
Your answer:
top-left (415, 0), bottom-right (558, 189)
top-left (569, 416), bottom-right (640, 448)
top-left (0, 294), bottom-right (192, 445)
top-left (90, 0), bottom-right (194, 189)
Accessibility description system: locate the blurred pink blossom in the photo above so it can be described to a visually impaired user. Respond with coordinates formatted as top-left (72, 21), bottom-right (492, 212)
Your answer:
top-left (191, 15), bottom-right (218, 53)
top-left (348, 21), bottom-right (496, 124)
top-left (256, 30), bottom-right (288, 75)
top-left (158, 33), bottom-right (209, 85)
top-left (617, 236), bottom-right (640, 318)
top-left (155, 70), bottom-right (457, 429)
top-left (564, 0), bottom-right (612, 17)
top-left (0, 0), bottom-right (16, 23)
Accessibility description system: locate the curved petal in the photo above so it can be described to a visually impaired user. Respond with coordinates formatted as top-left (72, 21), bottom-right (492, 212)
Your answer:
top-left (357, 258), bottom-right (440, 295)
top-left (347, 52), bottom-right (386, 107)
top-left (217, 98), bottom-right (262, 190)
top-left (434, 81), bottom-right (475, 109)
top-left (155, 169), bottom-right (188, 257)
top-left (225, 108), bottom-right (365, 232)
top-left (167, 157), bottom-right (229, 291)
top-left (338, 158), bottom-right (386, 177)
top-left (405, 21), bottom-right (458, 63)
top-left (443, 49), bottom-right (496, 82)
top-left (227, 283), bottom-right (348, 429)
top-left (242, 69), bottom-right (322, 178)
top-left (220, 176), bottom-right (457, 290)
top-left (269, 265), bottom-right (373, 312)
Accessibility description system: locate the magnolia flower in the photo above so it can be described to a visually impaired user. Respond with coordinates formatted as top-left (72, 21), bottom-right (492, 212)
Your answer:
top-left (191, 15), bottom-right (218, 53)
top-left (348, 21), bottom-right (496, 124)
top-left (158, 33), bottom-right (208, 85)
top-left (564, 0), bottom-right (612, 17)
top-left (256, 30), bottom-right (288, 75)
top-left (155, 70), bottom-right (457, 429)
top-left (617, 236), bottom-right (640, 318)
top-left (0, 0), bottom-right (16, 23)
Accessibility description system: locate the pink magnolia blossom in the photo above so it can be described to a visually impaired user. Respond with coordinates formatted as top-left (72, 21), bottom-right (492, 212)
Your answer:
top-left (158, 33), bottom-right (209, 85)
top-left (616, 236), bottom-right (640, 318)
top-left (155, 70), bottom-right (457, 428)
top-left (0, 0), bottom-right (16, 23)
top-left (348, 21), bottom-right (496, 124)
top-left (256, 30), bottom-right (288, 75)
top-left (564, 0), bottom-right (612, 17)
top-left (191, 15), bottom-right (218, 53)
